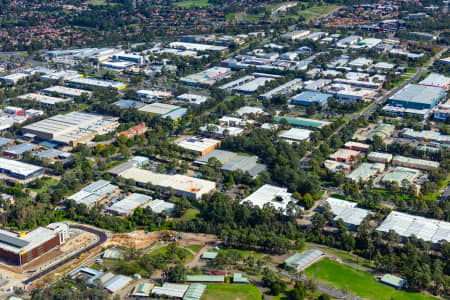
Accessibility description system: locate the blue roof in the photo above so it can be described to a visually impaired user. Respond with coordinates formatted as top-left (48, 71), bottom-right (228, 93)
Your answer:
top-left (291, 91), bottom-right (333, 104)
top-left (0, 137), bottom-right (13, 147)
top-left (39, 141), bottom-right (59, 148)
top-left (4, 143), bottom-right (36, 155)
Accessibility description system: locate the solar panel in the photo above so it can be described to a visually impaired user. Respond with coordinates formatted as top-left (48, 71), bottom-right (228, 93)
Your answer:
top-left (0, 232), bottom-right (29, 248)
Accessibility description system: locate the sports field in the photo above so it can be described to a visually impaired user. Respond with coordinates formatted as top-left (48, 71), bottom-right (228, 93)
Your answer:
top-left (305, 258), bottom-right (436, 300)
top-left (202, 284), bottom-right (261, 300)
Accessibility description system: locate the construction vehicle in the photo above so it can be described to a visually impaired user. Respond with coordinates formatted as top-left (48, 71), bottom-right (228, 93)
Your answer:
top-left (161, 231), bottom-right (184, 242)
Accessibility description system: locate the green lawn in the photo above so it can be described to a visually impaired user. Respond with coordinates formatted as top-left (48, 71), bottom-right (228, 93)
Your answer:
top-left (217, 248), bottom-right (266, 259)
top-left (181, 208), bottom-right (200, 221)
top-left (185, 244), bottom-right (203, 253)
top-left (173, 0), bottom-right (210, 8)
top-left (28, 178), bottom-right (59, 193)
top-left (305, 258), bottom-right (436, 300)
top-left (202, 284), bottom-right (261, 300)
top-left (150, 246), bottom-right (194, 262)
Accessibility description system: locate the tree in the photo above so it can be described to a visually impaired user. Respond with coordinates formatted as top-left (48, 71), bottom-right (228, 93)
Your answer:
top-left (163, 263), bottom-right (186, 282)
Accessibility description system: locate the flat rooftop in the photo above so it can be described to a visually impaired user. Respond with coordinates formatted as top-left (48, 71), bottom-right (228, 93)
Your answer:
top-left (175, 136), bottom-right (221, 153)
top-left (0, 157), bottom-right (43, 177)
top-left (0, 226), bottom-right (58, 254)
top-left (241, 184), bottom-right (298, 214)
top-left (389, 84), bottom-right (445, 105)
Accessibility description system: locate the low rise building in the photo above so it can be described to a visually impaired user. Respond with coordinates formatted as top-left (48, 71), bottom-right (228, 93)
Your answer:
top-left (279, 128), bottom-right (313, 143)
top-left (281, 30), bottom-right (311, 41)
top-left (119, 168), bottom-right (216, 199)
top-left (401, 128), bottom-right (450, 144)
top-left (392, 155), bottom-right (440, 171)
top-left (118, 123), bottom-right (147, 138)
top-left (346, 162), bottom-right (385, 182)
top-left (290, 91), bottom-right (332, 107)
top-left (241, 184), bottom-right (299, 214)
top-left (43, 86), bottom-right (92, 98)
top-left (17, 93), bottom-right (72, 106)
top-left (434, 100), bottom-right (450, 122)
top-left (325, 198), bottom-right (370, 228)
top-left (69, 77), bottom-right (127, 90)
top-left (175, 136), bottom-right (221, 156)
top-left (0, 158), bottom-right (44, 181)
top-left (418, 73), bottom-right (450, 90)
top-left (137, 89), bottom-right (172, 101)
top-left (344, 141), bottom-right (370, 152)
top-left (258, 78), bottom-right (303, 100)
top-left (180, 67), bottom-right (232, 87)
top-left (329, 148), bottom-right (360, 163)
top-left (108, 193), bottom-right (152, 216)
top-left (285, 249), bottom-right (324, 271)
top-left (367, 152), bottom-right (393, 163)
top-left (67, 180), bottom-right (119, 207)
top-left (176, 93), bottom-right (208, 105)
top-left (387, 84), bottom-right (445, 110)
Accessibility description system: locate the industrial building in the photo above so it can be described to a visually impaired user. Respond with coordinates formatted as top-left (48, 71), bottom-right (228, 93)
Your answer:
top-left (107, 193), bottom-right (152, 216)
top-left (392, 155), bottom-right (440, 171)
top-left (279, 128), bottom-right (313, 143)
top-left (199, 124), bottom-right (244, 138)
top-left (43, 86), bottom-right (92, 98)
top-left (434, 100), bottom-right (450, 122)
top-left (325, 198), bottom-right (370, 228)
top-left (258, 78), bottom-right (303, 100)
top-left (176, 93), bottom-right (208, 105)
top-left (235, 106), bottom-right (264, 117)
top-left (367, 152), bottom-right (393, 163)
top-left (195, 149), bottom-right (267, 178)
top-left (346, 162), bottom-right (385, 182)
top-left (68, 77), bottom-right (128, 90)
top-left (119, 167), bottom-right (216, 199)
top-left (70, 268), bottom-right (132, 293)
top-left (138, 103), bottom-right (182, 115)
top-left (329, 148), bottom-right (360, 163)
top-left (180, 67), bottom-right (232, 87)
top-left (130, 283), bottom-right (153, 298)
top-left (185, 275), bottom-right (225, 283)
top-left (144, 199), bottom-right (175, 213)
top-left (22, 112), bottom-right (119, 146)
top-left (387, 84), bottom-right (445, 110)
top-left (418, 73), bottom-right (450, 90)
top-left (380, 274), bottom-right (408, 290)
top-left (113, 100), bottom-right (146, 110)
top-left (0, 158), bottom-right (44, 181)
top-left (137, 89), bottom-right (172, 101)
top-left (241, 184), bottom-right (298, 214)
top-left (353, 123), bottom-right (395, 141)
top-left (169, 42), bottom-right (228, 52)
top-left (281, 30), bottom-right (311, 41)
top-left (285, 249), bottom-right (324, 271)
top-left (324, 160), bottom-right (351, 174)
top-left (3, 143), bottom-right (37, 159)
top-left (175, 136), bottom-right (221, 156)
top-left (17, 93), bottom-right (72, 106)
top-left (401, 128), bottom-right (450, 144)
top-left (67, 180), bottom-right (119, 206)
top-left (0, 73), bottom-right (30, 85)
top-left (377, 211), bottom-right (450, 243)
top-left (0, 223), bottom-right (68, 266)
top-left (40, 70), bottom-right (81, 82)
top-left (381, 167), bottom-right (421, 187)
top-left (348, 57), bottom-right (373, 68)
top-left (274, 116), bottom-right (330, 129)
top-left (290, 91), bottom-right (332, 106)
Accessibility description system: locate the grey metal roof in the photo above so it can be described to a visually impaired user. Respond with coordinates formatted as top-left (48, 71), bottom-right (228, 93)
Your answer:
top-left (285, 249), bottom-right (324, 270)
top-left (389, 84), bottom-right (445, 105)
top-left (4, 143), bottom-right (36, 155)
top-left (0, 137), bottom-right (13, 147)
top-left (108, 193), bottom-right (151, 214)
top-left (104, 275), bottom-right (132, 293)
top-left (0, 232), bottom-right (29, 248)
top-left (183, 284), bottom-right (206, 300)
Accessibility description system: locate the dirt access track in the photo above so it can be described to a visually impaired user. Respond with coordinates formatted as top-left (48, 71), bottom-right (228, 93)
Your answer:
top-left (105, 230), bottom-right (218, 250)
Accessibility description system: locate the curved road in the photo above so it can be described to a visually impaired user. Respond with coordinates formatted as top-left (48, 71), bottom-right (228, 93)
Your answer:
top-left (23, 225), bottom-right (108, 285)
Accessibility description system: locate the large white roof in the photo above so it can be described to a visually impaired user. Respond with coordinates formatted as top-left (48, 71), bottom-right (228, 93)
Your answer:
top-left (242, 184), bottom-right (297, 214)
top-left (0, 158), bottom-right (43, 177)
top-left (377, 211), bottom-right (450, 243)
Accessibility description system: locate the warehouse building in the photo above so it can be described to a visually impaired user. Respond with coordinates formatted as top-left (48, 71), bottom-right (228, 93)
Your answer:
top-left (377, 211), bottom-right (450, 243)
top-left (195, 149), bottom-right (267, 178)
top-left (40, 70), bottom-right (81, 82)
top-left (22, 112), bottom-right (119, 146)
top-left (241, 184), bottom-right (299, 214)
top-left (400, 128), bottom-right (450, 144)
top-left (418, 73), bottom-right (450, 90)
top-left (285, 249), bottom-right (324, 271)
top-left (185, 275), bottom-right (224, 283)
top-left (180, 67), bottom-right (232, 87)
top-left (17, 93), bottom-right (72, 106)
top-left (67, 180), bottom-right (119, 206)
top-left (119, 168), bottom-right (216, 199)
top-left (0, 73), bottom-right (30, 85)
top-left (346, 162), bottom-right (385, 182)
top-left (279, 128), bottom-right (313, 143)
top-left (137, 89), bottom-right (172, 101)
top-left (144, 199), bottom-right (175, 213)
top-left (139, 103), bottom-right (181, 115)
top-left (325, 198), bottom-right (370, 229)
top-left (176, 93), bottom-right (208, 105)
top-left (69, 77), bottom-right (127, 90)
top-left (380, 274), bottom-right (408, 290)
top-left (113, 100), bottom-right (146, 110)
top-left (274, 116), bottom-right (330, 129)
top-left (381, 167), bottom-right (420, 188)
top-left (199, 124), bottom-right (244, 138)
top-left (290, 91), bottom-right (332, 107)
top-left (367, 152), bottom-right (393, 163)
top-left (392, 155), bottom-right (440, 171)
top-left (258, 78), bottom-right (303, 100)
top-left (0, 158), bottom-right (44, 181)
top-left (0, 223), bottom-right (68, 266)
top-left (43, 86), bottom-right (92, 98)
top-left (175, 136), bottom-right (221, 156)
top-left (130, 282), bottom-right (153, 298)
top-left (353, 123), bottom-right (395, 141)
top-left (107, 193), bottom-right (152, 216)
top-left (387, 84), bottom-right (445, 110)
top-left (324, 160), bottom-right (351, 174)
top-left (3, 143), bottom-right (37, 159)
